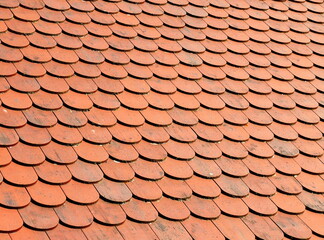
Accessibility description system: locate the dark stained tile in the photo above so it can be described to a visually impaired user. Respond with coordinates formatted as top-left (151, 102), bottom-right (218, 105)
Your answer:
top-left (271, 212), bottom-right (312, 240)
top-left (121, 198), bottom-right (158, 223)
top-left (150, 217), bottom-right (192, 240)
top-left (215, 156), bottom-right (249, 177)
top-left (187, 175), bottom-right (221, 198)
top-left (191, 139), bottom-right (222, 159)
top-left (0, 182), bottom-right (30, 208)
top-left (214, 194), bottom-right (249, 217)
top-left (15, 124), bottom-right (51, 146)
top-left (242, 213), bottom-right (284, 240)
top-left (185, 195), bottom-right (220, 219)
top-left (54, 202), bottom-right (93, 228)
top-left (127, 177), bottom-right (162, 201)
top-left (182, 217), bottom-right (224, 240)
top-left (117, 220), bottom-right (158, 240)
top-left (41, 141), bottom-right (77, 164)
top-left (94, 178), bottom-right (132, 203)
top-left (88, 198), bottom-right (126, 225)
top-left (215, 174), bottom-right (249, 197)
top-left (0, 127), bottom-right (19, 146)
top-left (242, 193), bottom-right (278, 216)
top-left (157, 177), bottom-right (192, 200)
top-left (130, 158), bottom-right (164, 180)
top-left (270, 173), bottom-right (303, 195)
top-left (268, 138), bottom-right (299, 158)
top-left (104, 140), bottom-right (138, 162)
top-left (18, 203), bottom-right (59, 230)
top-left (295, 171), bottom-right (324, 194)
top-left (30, 91), bottom-right (63, 111)
top-left (213, 215), bottom-right (254, 240)
top-left (217, 138), bottom-right (248, 159)
top-left (82, 222), bottom-right (123, 240)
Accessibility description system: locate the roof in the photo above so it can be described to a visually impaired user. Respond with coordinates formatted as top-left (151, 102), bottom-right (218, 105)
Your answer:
top-left (0, 0), bottom-right (323, 239)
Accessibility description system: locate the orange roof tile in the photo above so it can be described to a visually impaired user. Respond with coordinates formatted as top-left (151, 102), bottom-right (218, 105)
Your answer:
top-left (0, 0), bottom-right (323, 239)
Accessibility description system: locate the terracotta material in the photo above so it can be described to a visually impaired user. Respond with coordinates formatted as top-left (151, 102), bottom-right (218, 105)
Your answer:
top-left (0, 0), bottom-right (323, 238)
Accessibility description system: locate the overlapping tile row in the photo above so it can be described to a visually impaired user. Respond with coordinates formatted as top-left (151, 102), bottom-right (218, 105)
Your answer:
top-left (0, 0), bottom-right (323, 239)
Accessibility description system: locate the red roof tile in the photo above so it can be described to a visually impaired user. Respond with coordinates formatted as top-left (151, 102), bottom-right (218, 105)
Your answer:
top-left (0, 0), bottom-right (323, 239)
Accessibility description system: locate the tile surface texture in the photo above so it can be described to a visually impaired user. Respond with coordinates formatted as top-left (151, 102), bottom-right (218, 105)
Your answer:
top-left (0, 0), bottom-right (323, 239)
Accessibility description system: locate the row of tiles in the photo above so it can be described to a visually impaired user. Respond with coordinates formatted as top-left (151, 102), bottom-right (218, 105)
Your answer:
top-left (0, 213), bottom-right (322, 240)
top-left (1, 13), bottom-right (323, 44)
top-left (0, 1), bottom-right (323, 32)
top-left (0, 0), bottom-right (322, 43)
top-left (0, 11), bottom-right (322, 81)
top-left (1, 146), bottom-right (323, 180)
top-left (1, 42), bottom-right (323, 70)
top-left (2, 0), bottom-right (324, 18)
top-left (3, 3), bottom-right (322, 25)
top-left (0, 167), bottom-right (323, 211)
top-left (0, 89), bottom-right (323, 124)
top-left (1, 17), bottom-right (323, 50)
top-left (0, 122), bottom-right (323, 160)
top-left (0, 57), bottom-right (322, 82)
top-left (0, 155), bottom-right (324, 196)
top-left (1, 76), bottom-right (323, 102)
top-left (1, 29), bottom-right (323, 63)
top-left (1, 0), bottom-right (323, 11)
top-left (1, 4), bottom-right (322, 50)
top-left (0, 0), bottom-right (322, 85)
top-left (0, 4), bottom-right (323, 54)
top-left (0, 114), bottom-right (323, 143)
top-left (0, 84), bottom-right (323, 122)
top-left (0, 83), bottom-right (323, 118)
